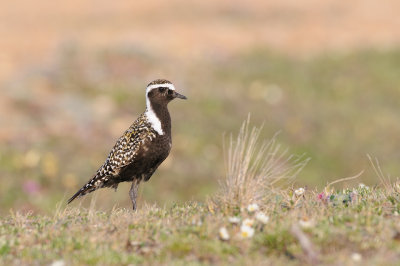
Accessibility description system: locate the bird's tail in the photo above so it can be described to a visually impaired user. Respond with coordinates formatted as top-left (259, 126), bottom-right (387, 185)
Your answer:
top-left (67, 177), bottom-right (101, 204)
top-left (67, 187), bottom-right (85, 204)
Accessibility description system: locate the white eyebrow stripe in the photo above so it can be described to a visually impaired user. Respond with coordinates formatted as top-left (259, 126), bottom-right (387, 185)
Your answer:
top-left (146, 83), bottom-right (176, 94)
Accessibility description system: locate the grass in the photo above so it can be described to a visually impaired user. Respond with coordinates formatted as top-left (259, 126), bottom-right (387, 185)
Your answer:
top-left (1, 47), bottom-right (400, 264)
top-left (214, 116), bottom-right (309, 210)
top-left (1, 120), bottom-right (400, 265)
top-left (2, 48), bottom-right (400, 213)
top-left (2, 184), bottom-right (400, 265)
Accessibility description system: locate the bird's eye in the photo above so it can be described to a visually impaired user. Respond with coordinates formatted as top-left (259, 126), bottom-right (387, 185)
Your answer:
top-left (167, 89), bottom-right (173, 95)
top-left (159, 87), bottom-right (166, 92)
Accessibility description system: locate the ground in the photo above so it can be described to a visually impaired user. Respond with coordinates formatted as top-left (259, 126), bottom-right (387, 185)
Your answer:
top-left (1, 185), bottom-right (400, 265)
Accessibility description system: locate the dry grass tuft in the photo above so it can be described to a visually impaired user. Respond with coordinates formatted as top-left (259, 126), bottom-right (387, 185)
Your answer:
top-left (213, 116), bottom-right (309, 210)
top-left (368, 154), bottom-right (395, 192)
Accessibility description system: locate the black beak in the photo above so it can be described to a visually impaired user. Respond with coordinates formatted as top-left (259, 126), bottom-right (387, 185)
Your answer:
top-left (173, 91), bottom-right (187, 100)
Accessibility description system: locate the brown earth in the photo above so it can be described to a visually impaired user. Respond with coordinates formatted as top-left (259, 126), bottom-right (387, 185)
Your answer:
top-left (1, 0), bottom-right (399, 82)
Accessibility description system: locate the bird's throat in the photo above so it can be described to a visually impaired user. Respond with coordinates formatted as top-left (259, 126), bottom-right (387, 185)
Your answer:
top-left (146, 101), bottom-right (171, 136)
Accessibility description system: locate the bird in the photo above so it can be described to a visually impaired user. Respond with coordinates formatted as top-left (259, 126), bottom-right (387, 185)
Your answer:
top-left (67, 79), bottom-right (187, 210)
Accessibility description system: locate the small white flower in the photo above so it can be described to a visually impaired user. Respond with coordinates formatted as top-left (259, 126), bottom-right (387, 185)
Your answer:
top-left (359, 183), bottom-right (365, 188)
top-left (219, 227), bottom-right (230, 241)
top-left (242, 218), bottom-right (254, 227)
top-left (299, 219), bottom-right (314, 229)
top-left (240, 225), bottom-right (255, 238)
top-left (294, 187), bottom-right (305, 196)
top-left (51, 260), bottom-right (65, 266)
top-left (247, 203), bottom-right (259, 212)
top-left (228, 216), bottom-right (241, 224)
top-left (351, 252), bottom-right (362, 262)
top-left (255, 212), bottom-right (269, 224)
top-left (191, 218), bottom-right (202, 226)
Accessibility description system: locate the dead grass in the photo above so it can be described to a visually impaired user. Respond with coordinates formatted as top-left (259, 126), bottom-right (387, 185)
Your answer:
top-left (1, 183), bottom-right (400, 265)
top-left (368, 154), bottom-right (397, 193)
top-left (1, 120), bottom-right (400, 265)
top-left (214, 116), bottom-right (309, 210)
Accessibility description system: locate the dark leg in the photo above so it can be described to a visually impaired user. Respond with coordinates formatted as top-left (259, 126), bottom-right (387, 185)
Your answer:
top-left (129, 179), bottom-right (140, 211)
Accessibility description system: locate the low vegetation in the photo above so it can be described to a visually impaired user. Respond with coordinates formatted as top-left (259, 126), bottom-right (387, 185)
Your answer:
top-left (1, 120), bottom-right (399, 265)
top-left (2, 49), bottom-right (400, 213)
top-left (1, 183), bottom-right (400, 265)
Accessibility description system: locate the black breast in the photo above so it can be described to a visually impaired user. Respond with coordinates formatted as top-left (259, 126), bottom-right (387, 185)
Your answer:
top-left (118, 134), bottom-right (171, 182)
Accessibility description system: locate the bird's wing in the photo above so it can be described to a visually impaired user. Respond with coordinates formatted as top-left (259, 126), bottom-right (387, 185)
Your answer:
top-left (68, 114), bottom-right (156, 203)
top-left (103, 119), bottom-right (156, 176)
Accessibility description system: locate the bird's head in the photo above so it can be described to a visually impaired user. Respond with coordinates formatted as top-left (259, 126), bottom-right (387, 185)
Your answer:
top-left (146, 79), bottom-right (187, 107)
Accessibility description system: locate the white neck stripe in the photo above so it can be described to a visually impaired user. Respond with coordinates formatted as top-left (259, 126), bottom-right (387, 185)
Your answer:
top-left (146, 83), bottom-right (176, 95)
top-left (145, 105), bottom-right (164, 135)
top-left (145, 82), bottom-right (176, 136)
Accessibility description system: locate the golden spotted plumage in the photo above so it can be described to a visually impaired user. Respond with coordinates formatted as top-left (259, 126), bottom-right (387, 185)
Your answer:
top-left (67, 79), bottom-right (187, 210)
top-left (68, 113), bottom-right (159, 201)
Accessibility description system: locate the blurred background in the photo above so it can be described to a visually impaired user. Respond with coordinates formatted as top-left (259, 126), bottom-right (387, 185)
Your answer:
top-left (1, 0), bottom-right (400, 214)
